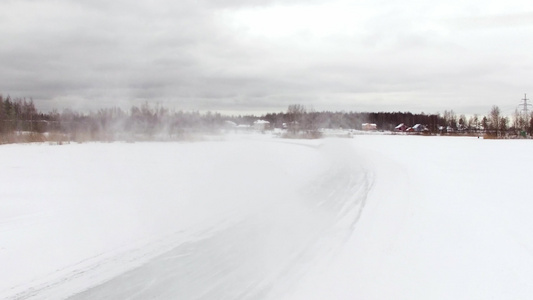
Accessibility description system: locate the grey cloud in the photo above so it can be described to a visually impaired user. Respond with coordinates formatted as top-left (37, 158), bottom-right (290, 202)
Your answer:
top-left (199, 0), bottom-right (326, 9)
top-left (1, 0), bottom-right (533, 115)
top-left (450, 12), bottom-right (533, 30)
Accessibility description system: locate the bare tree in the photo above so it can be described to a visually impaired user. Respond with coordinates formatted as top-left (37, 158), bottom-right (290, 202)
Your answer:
top-left (489, 105), bottom-right (501, 136)
top-left (499, 116), bottom-right (509, 137)
top-left (468, 114), bottom-right (479, 133)
top-left (286, 104), bottom-right (306, 134)
top-left (458, 114), bottom-right (466, 131)
top-left (481, 116), bottom-right (489, 134)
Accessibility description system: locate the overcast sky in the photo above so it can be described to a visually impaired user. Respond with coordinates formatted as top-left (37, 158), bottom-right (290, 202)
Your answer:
top-left (2, 0), bottom-right (533, 115)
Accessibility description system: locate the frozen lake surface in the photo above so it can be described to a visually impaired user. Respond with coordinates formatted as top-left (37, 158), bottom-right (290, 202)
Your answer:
top-left (2, 134), bottom-right (533, 299)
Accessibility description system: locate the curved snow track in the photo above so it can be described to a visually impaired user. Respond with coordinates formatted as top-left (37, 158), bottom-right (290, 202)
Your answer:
top-left (1, 137), bottom-right (374, 300)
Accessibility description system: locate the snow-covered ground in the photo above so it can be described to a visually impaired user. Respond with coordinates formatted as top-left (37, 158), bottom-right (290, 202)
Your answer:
top-left (1, 134), bottom-right (533, 299)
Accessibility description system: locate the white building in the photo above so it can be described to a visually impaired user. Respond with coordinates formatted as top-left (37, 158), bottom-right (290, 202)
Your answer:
top-left (362, 123), bottom-right (377, 131)
top-left (253, 120), bottom-right (270, 131)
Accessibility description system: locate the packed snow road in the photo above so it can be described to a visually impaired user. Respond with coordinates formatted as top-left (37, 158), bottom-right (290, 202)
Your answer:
top-left (67, 140), bottom-right (373, 300)
top-left (0, 136), bottom-right (373, 299)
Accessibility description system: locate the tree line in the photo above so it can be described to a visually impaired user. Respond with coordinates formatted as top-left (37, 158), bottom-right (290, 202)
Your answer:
top-left (0, 94), bottom-right (531, 144)
top-left (268, 105), bottom-right (533, 138)
top-left (0, 95), bottom-right (53, 134)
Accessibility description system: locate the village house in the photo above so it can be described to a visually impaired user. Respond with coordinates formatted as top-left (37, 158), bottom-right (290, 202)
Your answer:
top-left (412, 124), bottom-right (428, 132)
top-left (362, 123), bottom-right (377, 131)
top-left (395, 123), bottom-right (407, 131)
top-left (253, 120), bottom-right (270, 131)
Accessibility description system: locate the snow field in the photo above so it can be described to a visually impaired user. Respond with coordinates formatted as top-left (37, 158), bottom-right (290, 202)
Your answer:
top-left (2, 134), bottom-right (533, 299)
top-left (1, 136), bottom-right (372, 299)
top-left (290, 135), bottom-right (533, 299)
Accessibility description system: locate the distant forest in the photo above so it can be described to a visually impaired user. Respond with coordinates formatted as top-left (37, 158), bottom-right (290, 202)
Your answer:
top-left (0, 94), bottom-right (530, 144)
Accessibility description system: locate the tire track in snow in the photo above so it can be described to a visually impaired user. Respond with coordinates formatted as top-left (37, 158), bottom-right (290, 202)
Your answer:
top-left (2, 226), bottom-right (224, 300)
top-left (64, 139), bottom-right (374, 299)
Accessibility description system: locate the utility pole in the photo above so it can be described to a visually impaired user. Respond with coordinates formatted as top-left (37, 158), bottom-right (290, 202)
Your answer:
top-left (519, 93), bottom-right (531, 116)
top-left (518, 93), bottom-right (532, 134)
